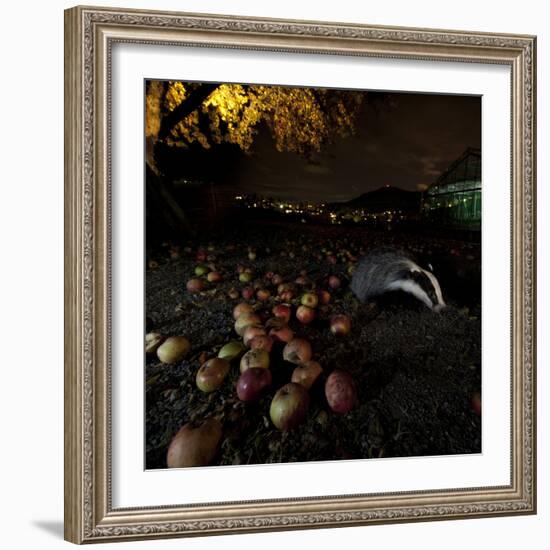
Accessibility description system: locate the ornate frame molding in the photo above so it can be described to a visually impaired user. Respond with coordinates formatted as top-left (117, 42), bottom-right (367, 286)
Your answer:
top-left (64, 5), bottom-right (536, 544)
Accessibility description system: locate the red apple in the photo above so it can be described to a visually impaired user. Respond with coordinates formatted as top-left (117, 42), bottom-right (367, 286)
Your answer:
top-left (166, 417), bottom-right (222, 468)
top-left (236, 367), bottom-right (272, 401)
top-left (272, 304), bottom-right (291, 323)
top-left (243, 325), bottom-right (267, 347)
top-left (325, 370), bottom-right (357, 414)
top-left (269, 324), bottom-right (294, 343)
top-left (256, 289), bottom-right (271, 302)
top-left (271, 274), bottom-right (283, 286)
top-left (296, 305), bottom-right (315, 324)
top-left (269, 383), bottom-right (310, 431)
top-left (249, 335), bottom-right (274, 353)
top-left (186, 278), bottom-right (204, 293)
top-left (301, 292), bottom-right (318, 308)
top-left (317, 289), bottom-right (331, 305)
top-left (283, 338), bottom-right (312, 364)
top-left (330, 314), bottom-right (351, 336)
top-left (241, 287), bottom-right (255, 300)
top-left (291, 360), bottom-right (323, 390)
top-left (207, 271), bottom-right (222, 282)
top-left (328, 275), bottom-right (341, 289)
top-left (196, 358), bottom-right (230, 392)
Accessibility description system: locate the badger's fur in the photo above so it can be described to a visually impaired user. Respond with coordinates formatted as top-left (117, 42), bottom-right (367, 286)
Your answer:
top-left (350, 248), bottom-right (446, 311)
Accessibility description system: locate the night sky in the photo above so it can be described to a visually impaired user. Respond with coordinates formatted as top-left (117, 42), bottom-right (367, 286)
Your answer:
top-left (231, 91), bottom-right (481, 203)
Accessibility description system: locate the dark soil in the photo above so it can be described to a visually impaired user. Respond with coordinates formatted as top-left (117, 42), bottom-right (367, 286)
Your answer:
top-left (145, 222), bottom-right (481, 469)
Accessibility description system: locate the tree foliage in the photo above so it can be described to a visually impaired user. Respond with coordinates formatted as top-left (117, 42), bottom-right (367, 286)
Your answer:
top-left (146, 80), bottom-right (365, 171)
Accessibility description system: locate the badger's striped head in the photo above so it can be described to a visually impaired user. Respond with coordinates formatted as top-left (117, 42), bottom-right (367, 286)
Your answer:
top-left (387, 261), bottom-right (446, 311)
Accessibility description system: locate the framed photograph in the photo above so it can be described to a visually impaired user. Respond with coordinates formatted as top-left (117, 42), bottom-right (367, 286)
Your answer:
top-left (64, 5), bottom-right (537, 544)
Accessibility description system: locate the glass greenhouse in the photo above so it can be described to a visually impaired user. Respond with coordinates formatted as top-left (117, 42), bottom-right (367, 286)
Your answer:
top-left (422, 148), bottom-right (481, 230)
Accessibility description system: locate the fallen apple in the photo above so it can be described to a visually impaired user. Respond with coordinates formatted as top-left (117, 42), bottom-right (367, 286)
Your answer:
top-left (186, 278), bottom-right (204, 293)
top-left (272, 304), bottom-right (291, 323)
top-left (325, 370), bottom-right (357, 414)
top-left (194, 265), bottom-right (209, 276)
top-left (207, 271), bottom-right (222, 283)
top-left (330, 314), bottom-right (351, 336)
top-left (283, 338), bottom-right (312, 364)
top-left (241, 287), bottom-right (255, 300)
top-left (239, 272), bottom-right (253, 283)
top-left (196, 358), bottom-right (230, 392)
top-left (217, 340), bottom-right (245, 361)
top-left (236, 367), bottom-right (272, 401)
top-left (300, 292), bottom-right (319, 308)
top-left (243, 325), bottom-right (267, 347)
top-left (234, 312), bottom-right (262, 336)
top-left (240, 348), bottom-right (270, 373)
top-left (471, 392), bottom-right (482, 416)
top-left (328, 275), bottom-right (341, 289)
top-left (269, 383), bottom-right (310, 431)
top-left (291, 360), bottom-right (323, 390)
top-left (233, 302), bottom-right (254, 320)
top-left (296, 305), bottom-right (315, 324)
top-left (145, 332), bottom-right (164, 354)
top-left (269, 323), bottom-right (294, 343)
top-left (166, 417), bottom-right (222, 468)
top-left (157, 336), bottom-right (190, 364)
top-left (249, 335), bottom-right (274, 353)
top-left (256, 289), bottom-right (271, 302)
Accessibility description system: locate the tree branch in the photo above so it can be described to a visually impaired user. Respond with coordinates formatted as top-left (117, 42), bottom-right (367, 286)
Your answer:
top-left (158, 83), bottom-right (220, 140)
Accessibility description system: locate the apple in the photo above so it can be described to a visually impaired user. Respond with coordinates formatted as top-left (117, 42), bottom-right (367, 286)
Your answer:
top-left (268, 323), bottom-right (294, 343)
top-left (227, 288), bottom-right (240, 300)
top-left (272, 304), bottom-right (291, 323)
top-left (330, 314), bottom-right (351, 336)
top-left (325, 370), bottom-right (357, 414)
top-left (241, 287), bottom-right (255, 300)
top-left (236, 367), bottom-right (272, 401)
top-left (295, 275), bottom-right (308, 286)
top-left (195, 265), bottom-right (209, 276)
top-left (207, 271), bottom-right (222, 282)
top-left (256, 289), bottom-right (271, 302)
top-left (243, 325), bottom-right (267, 347)
top-left (296, 305), bottom-right (315, 324)
top-left (248, 250), bottom-right (257, 261)
top-left (269, 383), bottom-right (310, 431)
top-left (328, 275), bottom-right (341, 289)
top-left (233, 302), bottom-right (254, 320)
top-left (283, 338), bottom-right (312, 364)
top-left (300, 292), bottom-right (318, 308)
top-left (186, 278), bottom-right (204, 293)
top-left (217, 341), bottom-right (245, 362)
top-left (271, 274), bottom-right (283, 286)
top-left (239, 272), bottom-right (253, 283)
top-left (234, 312), bottom-right (262, 336)
top-left (327, 255), bottom-right (337, 265)
top-left (196, 358), bottom-right (230, 392)
top-left (249, 335), bottom-right (274, 353)
top-left (145, 332), bottom-right (164, 354)
top-left (156, 336), bottom-right (190, 364)
top-left (291, 360), bottom-right (323, 390)
top-left (316, 289), bottom-right (331, 305)
top-left (166, 417), bottom-right (222, 468)
top-left (240, 348), bottom-right (270, 373)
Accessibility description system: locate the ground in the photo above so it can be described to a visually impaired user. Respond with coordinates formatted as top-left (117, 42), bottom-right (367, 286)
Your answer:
top-left (145, 221), bottom-right (481, 469)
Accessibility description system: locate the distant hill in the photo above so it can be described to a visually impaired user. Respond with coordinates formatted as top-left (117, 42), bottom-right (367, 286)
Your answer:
top-left (332, 186), bottom-right (421, 213)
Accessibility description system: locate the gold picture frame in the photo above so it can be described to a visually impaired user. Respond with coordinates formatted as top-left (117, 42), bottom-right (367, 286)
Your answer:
top-left (64, 5), bottom-right (537, 544)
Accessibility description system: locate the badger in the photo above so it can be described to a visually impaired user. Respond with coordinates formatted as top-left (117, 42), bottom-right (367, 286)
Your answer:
top-left (350, 248), bottom-right (446, 311)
